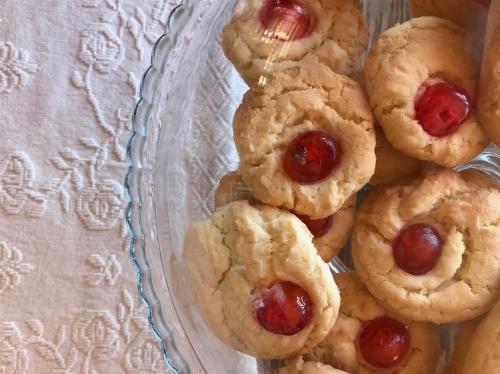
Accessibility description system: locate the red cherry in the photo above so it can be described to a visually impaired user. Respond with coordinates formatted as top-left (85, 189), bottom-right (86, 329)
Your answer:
top-left (476, 0), bottom-right (491, 7)
top-left (254, 281), bottom-right (314, 335)
top-left (283, 130), bottom-right (342, 184)
top-left (393, 224), bottom-right (443, 275)
top-left (259, 0), bottom-right (316, 41)
top-left (294, 213), bottom-right (334, 238)
top-left (357, 316), bottom-right (411, 369)
top-left (415, 82), bottom-right (471, 137)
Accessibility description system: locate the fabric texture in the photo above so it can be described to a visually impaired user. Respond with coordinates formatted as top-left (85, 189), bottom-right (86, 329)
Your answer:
top-left (0, 1), bottom-right (176, 373)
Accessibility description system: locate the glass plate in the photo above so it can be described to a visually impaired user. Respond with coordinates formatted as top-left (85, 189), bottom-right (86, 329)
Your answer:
top-left (125, 1), bottom-right (500, 373)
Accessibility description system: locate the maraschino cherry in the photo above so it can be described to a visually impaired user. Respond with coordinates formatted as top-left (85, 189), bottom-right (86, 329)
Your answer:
top-left (254, 281), bottom-right (314, 335)
top-left (259, 0), bottom-right (316, 41)
top-left (357, 316), bottom-right (411, 369)
top-left (294, 213), bottom-right (334, 238)
top-left (415, 82), bottom-right (471, 137)
top-left (393, 224), bottom-right (443, 275)
top-left (283, 130), bottom-right (342, 184)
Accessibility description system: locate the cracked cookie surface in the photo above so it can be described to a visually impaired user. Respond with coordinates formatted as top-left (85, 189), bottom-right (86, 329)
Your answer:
top-left (302, 272), bottom-right (440, 373)
top-left (184, 200), bottom-right (340, 358)
top-left (478, 6), bottom-right (500, 147)
top-left (352, 169), bottom-right (500, 323)
top-left (234, 63), bottom-right (376, 219)
top-left (277, 356), bottom-right (348, 374)
top-left (222, 0), bottom-right (369, 86)
top-left (364, 17), bottom-right (488, 167)
top-left (461, 297), bottom-right (500, 373)
top-left (214, 171), bottom-right (354, 262)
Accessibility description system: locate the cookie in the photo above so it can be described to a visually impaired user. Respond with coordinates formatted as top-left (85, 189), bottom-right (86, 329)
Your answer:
top-left (364, 17), bottom-right (489, 167)
top-left (478, 0), bottom-right (500, 147)
top-left (234, 63), bottom-right (376, 219)
top-left (222, 0), bottom-right (369, 86)
top-left (352, 169), bottom-right (500, 323)
top-left (302, 272), bottom-right (440, 373)
top-left (277, 356), bottom-right (348, 374)
top-left (214, 171), bottom-right (355, 262)
top-left (461, 298), bottom-right (500, 373)
top-left (443, 317), bottom-right (482, 374)
top-left (184, 201), bottom-right (340, 358)
top-left (370, 127), bottom-right (426, 186)
top-left (410, 0), bottom-right (489, 32)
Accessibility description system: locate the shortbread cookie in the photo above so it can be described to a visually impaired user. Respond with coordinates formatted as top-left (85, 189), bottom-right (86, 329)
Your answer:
top-left (364, 17), bottom-right (488, 167)
top-left (214, 171), bottom-right (354, 262)
top-left (352, 169), bottom-right (500, 323)
top-left (222, 0), bottom-right (369, 86)
top-left (461, 298), bottom-right (500, 373)
top-left (444, 317), bottom-right (482, 374)
top-left (184, 201), bottom-right (340, 358)
top-left (478, 0), bottom-right (500, 147)
top-left (234, 63), bottom-right (376, 219)
top-left (302, 272), bottom-right (440, 373)
top-left (370, 127), bottom-right (426, 186)
top-left (278, 356), bottom-right (348, 374)
top-left (410, 0), bottom-right (489, 31)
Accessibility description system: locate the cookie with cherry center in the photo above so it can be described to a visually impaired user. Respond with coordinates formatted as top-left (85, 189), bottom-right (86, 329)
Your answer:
top-left (281, 272), bottom-right (440, 373)
top-left (352, 168), bottom-right (500, 323)
top-left (233, 63), bottom-right (376, 219)
top-left (222, 0), bottom-right (369, 86)
top-left (277, 356), bottom-right (348, 374)
top-left (364, 17), bottom-right (489, 167)
top-left (184, 200), bottom-right (340, 358)
top-left (410, 0), bottom-right (490, 32)
top-left (214, 171), bottom-right (355, 262)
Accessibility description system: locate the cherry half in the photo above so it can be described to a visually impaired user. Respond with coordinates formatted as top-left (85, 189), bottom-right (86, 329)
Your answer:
top-left (357, 316), bottom-right (411, 369)
top-left (294, 213), bottom-right (334, 238)
top-left (254, 281), bottom-right (314, 335)
top-left (415, 82), bottom-right (471, 138)
top-left (393, 224), bottom-right (443, 276)
top-left (259, 0), bottom-right (316, 41)
top-left (283, 130), bottom-right (342, 184)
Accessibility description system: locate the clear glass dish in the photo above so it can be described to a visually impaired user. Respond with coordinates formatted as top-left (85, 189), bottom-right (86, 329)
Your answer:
top-left (125, 1), bottom-right (500, 373)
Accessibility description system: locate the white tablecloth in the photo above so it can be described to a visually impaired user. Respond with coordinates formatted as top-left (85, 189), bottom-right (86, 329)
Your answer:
top-left (0, 1), bottom-right (176, 372)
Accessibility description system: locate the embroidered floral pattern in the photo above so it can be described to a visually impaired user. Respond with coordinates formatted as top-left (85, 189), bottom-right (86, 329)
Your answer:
top-left (0, 322), bottom-right (28, 373)
top-left (85, 254), bottom-right (122, 286)
top-left (0, 42), bottom-right (39, 93)
top-left (0, 242), bottom-right (34, 294)
top-left (1, 0), bottom-right (173, 372)
top-left (0, 152), bottom-right (52, 217)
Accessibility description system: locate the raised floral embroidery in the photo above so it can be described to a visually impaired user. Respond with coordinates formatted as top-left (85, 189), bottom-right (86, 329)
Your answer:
top-left (0, 322), bottom-right (29, 373)
top-left (0, 152), bottom-right (52, 218)
top-left (0, 42), bottom-right (39, 93)
top-left (72, 310), bottom-right (120, 373)
top-left (124, 331), bottom-right (164, 373)
top-left (85, 254), bottom-right (122, 286)
top-left (79, 25), bottom-right (124, 74)
top-left (0, 242), bottom-right (34, 294)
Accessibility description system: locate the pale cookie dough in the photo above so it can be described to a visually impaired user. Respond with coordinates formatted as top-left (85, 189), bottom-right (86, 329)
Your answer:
top-left (302, 272), bottom-right (440, 373)
top-left (443, 317), bottom-right (482, 374)
top-left (222, 0), bottom-right (369, 86)
top-left (364, 17), bottom-right (489, 167)
top-left (184, 201), bottom-right (340, 359)
top-left (352, 169), bottom-right (500, 323)
top-left (478, 0), bottom-right (500, 147)
top-left (461, 298), bottom-right (500, 373)
top-left (370, 127), bottom-right (426, 186)
top-left (214, 171), bottom-right (354, 262)
top-left (234, 63), bottom-right (376, 219)
top-left (410, 0), bottom-right (489, 32)
top-left (277, 356), bottom-right (348, 374)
